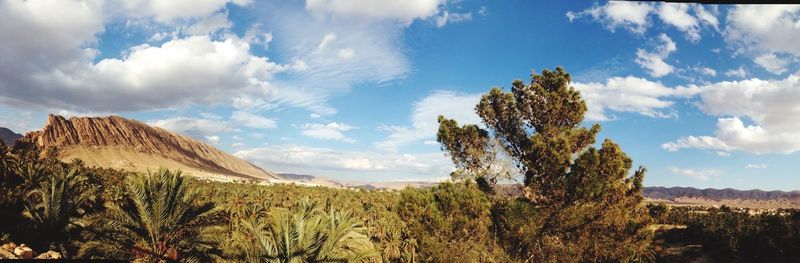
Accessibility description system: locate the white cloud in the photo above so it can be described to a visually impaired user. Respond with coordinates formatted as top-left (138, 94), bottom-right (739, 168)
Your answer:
top-left (725, 66), bottom-right (748, 78)
top-left (693, 4), bottom-right (719, 31)
top-left (231, 111), bottom-right (277, 129)
top-left (200, 112), bottom-right (223, 120)
top-left (0, 0), bottom-right (415, 119)
top-left (120, 0), bottom-right (251, 22)
top-left (242, 25), bottom-right (273, 50)
top-left (376, 90), bottom-right (482, 151)
top-left (0, 0), bottom-right (104, 106)
top-left (693, 66), bottom-right (717, 76)
top-left (664, 74), bottom-right (800, 154)
top-left (0, 32), bottom-right (286, 112)
top-left (316, 33), bottom-right (337, 53)
top-left (305, 0), bottom-right (444, 23)
top-left (635, 33), bottom-right (677, 77)
top-left (725, 5), bottom-right (800, 73)
top-left (205, 135), bottom-right (220, 144)
top-left (299, 122), bottom-right (356, 143)
top-left (567, 2), bottom-right (718, 41)
top-left (745, 163), bottom-right (767, 169)
top-left (150, 111), bottom-right (275, 142)
top-left (260, 5), bottom-right (411, 115)
top-left (670, 166), bottom-right (722, 181)
top-left (657, 3), bottom-right (700, 42)
top-left (754, 53), bottom-right (791, 75)
top-left (434, 11), bottom-right (472, 28)
top-left (149, 117), bottom-right (236, 139)
top-left (574, 76), bottom-right (699, 121)
top-left (661, 135), bottom-right (733, 152)
top-left (185, 12), bottom-right (232, 35)
top-left (725, 5), bottom-right (800, 57)
top-left (337, 48), bottom-right (355, 60)
top-left (235, 144), bottom-right (454, 181)
top-left (566, 1), bottom-right (655, 34)
top-left (309, 113), bottom-right (322, 119)
top-left (478, 6), bottom-right (488, 17)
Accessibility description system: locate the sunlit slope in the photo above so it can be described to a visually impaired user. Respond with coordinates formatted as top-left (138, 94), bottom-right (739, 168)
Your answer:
top-left (22, 114), bottom-right (279, 181)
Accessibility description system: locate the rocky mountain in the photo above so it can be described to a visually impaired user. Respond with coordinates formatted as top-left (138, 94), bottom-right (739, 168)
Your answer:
top-left (21, 114), bottom-right (278, 181)
top-left (0, 127), bottom-right (21, 145)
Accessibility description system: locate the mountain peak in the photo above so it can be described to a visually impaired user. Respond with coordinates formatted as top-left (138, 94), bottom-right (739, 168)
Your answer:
top-left (0, 127), bottom-right (22, 146)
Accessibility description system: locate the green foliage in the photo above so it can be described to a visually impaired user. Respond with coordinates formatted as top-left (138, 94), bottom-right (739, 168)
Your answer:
top-left (23, 166), bottom-right (96, 256)
top-left (193, 180), bottom-right (412, 263)
top-left (398, 182), bottom-right (511, 262)
top-left (437, 67), bottom-right (653, 262)
top-left (228, 198), bottom-right (378, 262)
top-left (79, 169), bottom-right (223, 262)
top-left (656, 207), bottom-right (800, 262)
top-left (646, 203), bottom-right (669, 223)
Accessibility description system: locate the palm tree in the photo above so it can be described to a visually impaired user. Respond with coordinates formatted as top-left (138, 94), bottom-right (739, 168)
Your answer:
top-left (23, 166), bottom-right (94, 257)
top-left (230, 199), bottom-right (378, 262)
top-left (79, 169), bottom-right (223, 262)
top-left (0, 143), bottom-right (17, 179)
top-left (0, 144), bottom-right (19, 205)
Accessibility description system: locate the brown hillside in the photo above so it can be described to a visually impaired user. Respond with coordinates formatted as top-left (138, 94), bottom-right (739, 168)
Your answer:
top-left (21, 114), bottom-right (278, 181)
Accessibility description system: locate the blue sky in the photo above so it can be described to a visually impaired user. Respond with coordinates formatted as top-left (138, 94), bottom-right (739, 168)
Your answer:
top-left (1, 1), bottom-right (800, 190)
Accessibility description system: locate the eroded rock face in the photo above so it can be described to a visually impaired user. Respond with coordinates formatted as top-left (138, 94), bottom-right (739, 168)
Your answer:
top-left (22, 114), bottom-right (278, 181)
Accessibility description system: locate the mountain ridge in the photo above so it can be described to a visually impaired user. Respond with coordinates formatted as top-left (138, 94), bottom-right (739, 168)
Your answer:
top-left (0, 127), bottom-right (21, 146)
top-left (643, 186), bottom-right (800, 201)
top-left (20, 114), bottom-right (278, 181)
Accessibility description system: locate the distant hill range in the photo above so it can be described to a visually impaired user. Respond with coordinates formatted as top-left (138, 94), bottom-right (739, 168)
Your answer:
top-left (643, 186), bottom-right (800, 201)
top-left (18, 114), bottom-right (279, 181)
top-left (0, 127), bottom-right (21, 145)
top-left (643, 186), bottom-right (800, 208)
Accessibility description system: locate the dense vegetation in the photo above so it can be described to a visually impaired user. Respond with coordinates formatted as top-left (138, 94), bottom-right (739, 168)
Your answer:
top-left (0, 67), bottom-right (796, 262)
top-left (649, 203), bottom-right (800, 262)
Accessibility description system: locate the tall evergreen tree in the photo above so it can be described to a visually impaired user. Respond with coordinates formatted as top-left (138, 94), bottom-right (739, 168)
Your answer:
top-left (437, 67), bottom-right (653, 262)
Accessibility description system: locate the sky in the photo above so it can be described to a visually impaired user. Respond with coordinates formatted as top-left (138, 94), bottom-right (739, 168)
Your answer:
top-left (1, 1), bottom-right (799, 190)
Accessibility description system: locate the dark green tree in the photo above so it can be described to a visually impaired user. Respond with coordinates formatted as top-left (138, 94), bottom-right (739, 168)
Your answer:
top-left (437, 67), bottom-right (653, 262)
top-left (397, 182), bottom-right (512, 262)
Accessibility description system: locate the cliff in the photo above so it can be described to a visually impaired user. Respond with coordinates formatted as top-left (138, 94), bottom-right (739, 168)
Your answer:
top-left (21, 114), bottom-right (278, 181)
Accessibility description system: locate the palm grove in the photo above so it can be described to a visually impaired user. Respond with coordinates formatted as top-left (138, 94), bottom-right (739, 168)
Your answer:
top-left (3, 67), bottom-right (795, 262)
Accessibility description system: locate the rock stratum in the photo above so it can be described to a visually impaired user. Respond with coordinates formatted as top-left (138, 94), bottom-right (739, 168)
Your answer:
top-left (21, 114), bottom-right (278, 181)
